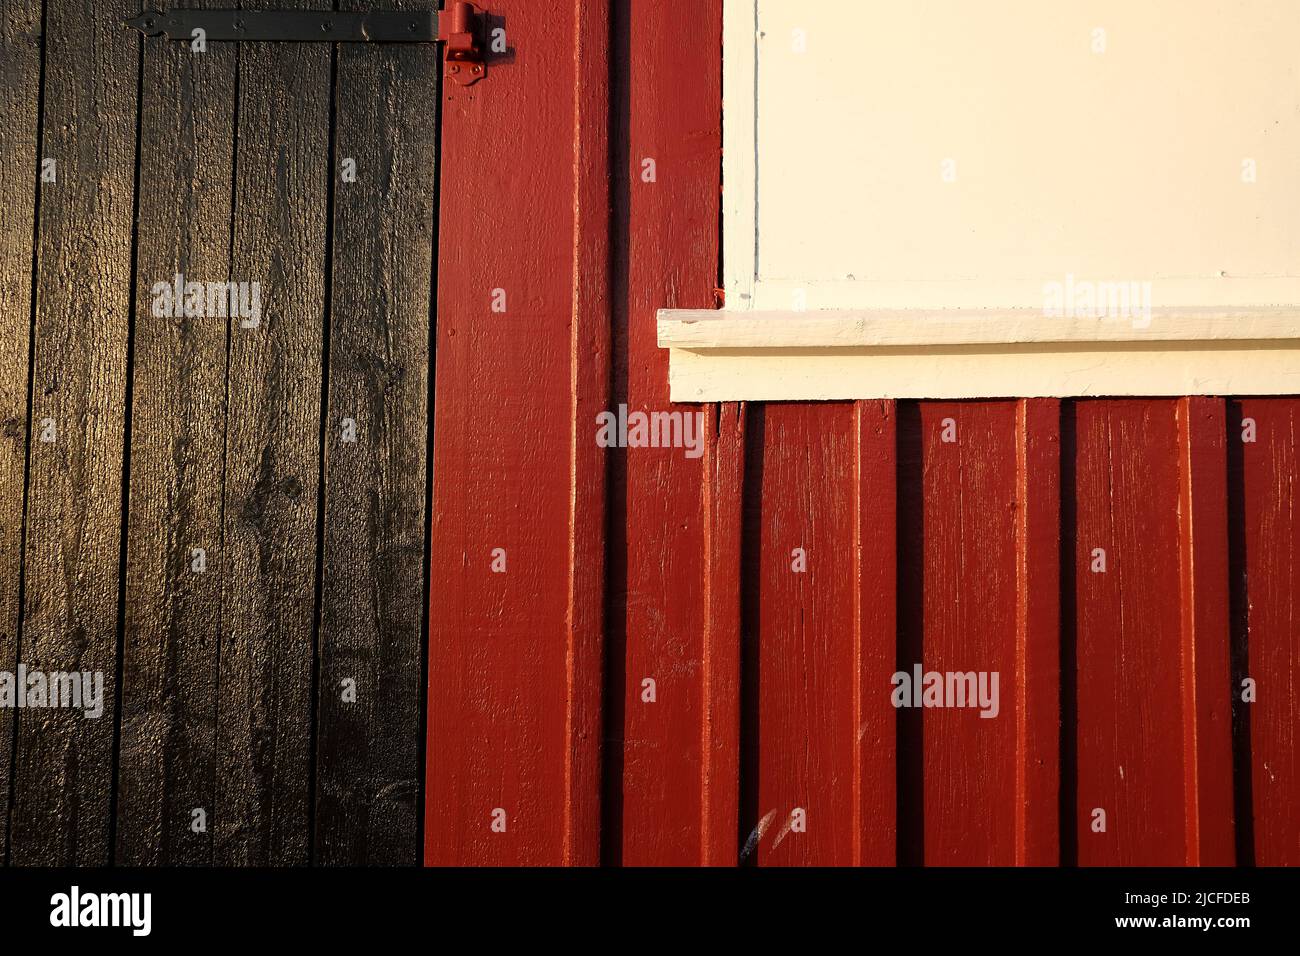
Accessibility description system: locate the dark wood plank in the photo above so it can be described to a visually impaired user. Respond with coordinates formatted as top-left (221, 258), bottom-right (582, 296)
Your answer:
top-left (424, 0), bottom-right (610, 865)
top-left (0, 0), bottom-right (42, 864)
top-left (7, 0), bottom-right (139, 865)
top-left (214, 8), bottom-right (332, 865)
top-left (113, 2), bottom-right (236, 867)
top-left (614, 0), bottom-right (727, 866)
top-left (312, 0), bottom-right (437, 866)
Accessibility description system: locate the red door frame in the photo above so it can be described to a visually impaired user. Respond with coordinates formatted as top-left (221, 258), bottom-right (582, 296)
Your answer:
top-left (425, 0), bottom-right (611, 865)
top-left (425, 0), bottom-right (730, 866)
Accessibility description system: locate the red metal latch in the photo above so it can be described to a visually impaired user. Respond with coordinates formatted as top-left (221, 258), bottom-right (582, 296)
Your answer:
top-left (439, 1), bottom-right (485, 86)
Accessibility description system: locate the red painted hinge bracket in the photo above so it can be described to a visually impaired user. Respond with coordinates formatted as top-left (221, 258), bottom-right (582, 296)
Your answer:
top-left (439, 1), bottom-right (485, 86)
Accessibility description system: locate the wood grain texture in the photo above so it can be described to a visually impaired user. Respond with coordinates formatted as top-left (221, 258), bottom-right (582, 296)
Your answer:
top-left (1014, 399), bottom-right (1060, 865)
top-left (1236, 399), bottom-right (1300, 866)
top-left (7, 0), bottom-right (139, 866)
top-left (702, 403), bottom-right (744, 865)
top-left (1073, 401), bottom-right (1183, 865)
top-left (1175, 397), bottom-right (1234, 865)
top-left (214, 9), bottom-right (331, 865)
top-left (114, 4), bottom-right (236, 866)
top-left (612, 0), bottom-right (726, 866)
top-left (748, 402), bottom-right (860, 866)
top-left (1072, 400), bottom-right (1234, 865)
top-left (910, 403), bottom-right (1023, 865)
top-left (424, 0), bottom-right (609, 866)
top-left (854, 400), bottom-right (897, 865)
top-left (313, 0), bottom-right (437, 866)
top-left (0, 0), bottom-right (42, 863)
top-left (564, 0), bottom-right (612, 867)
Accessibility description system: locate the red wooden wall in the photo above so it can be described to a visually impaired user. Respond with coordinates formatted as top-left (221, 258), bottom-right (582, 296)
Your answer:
top-left (425, 0), bottom-right (1300, 866)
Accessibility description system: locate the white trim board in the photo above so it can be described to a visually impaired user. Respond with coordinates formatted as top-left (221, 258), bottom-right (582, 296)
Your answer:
top-left (657, 308), bottom-right (1300, 401)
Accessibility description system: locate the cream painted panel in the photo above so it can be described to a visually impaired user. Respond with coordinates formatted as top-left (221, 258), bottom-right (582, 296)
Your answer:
top-left (666, 344), bottom-right (1300, 402)
top-left (740, 0), bottom-right (1300, 310)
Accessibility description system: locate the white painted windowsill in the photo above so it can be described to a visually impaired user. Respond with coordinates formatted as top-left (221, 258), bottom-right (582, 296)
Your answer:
top-left (656, 308), bottom-right (1300, 401)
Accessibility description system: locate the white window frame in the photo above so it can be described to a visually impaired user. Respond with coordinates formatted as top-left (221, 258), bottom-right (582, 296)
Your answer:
top-left (658, 0), bottom-right (1300, 402)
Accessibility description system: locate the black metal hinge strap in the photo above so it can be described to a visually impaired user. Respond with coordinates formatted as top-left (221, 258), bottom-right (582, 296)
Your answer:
top-left (126, 9), bottom-right (437, 43)
top-left (125, 3), bottom-right (486, 84)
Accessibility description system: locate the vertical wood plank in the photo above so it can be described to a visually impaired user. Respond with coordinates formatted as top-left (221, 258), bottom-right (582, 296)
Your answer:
top-left (751, 403), bottom-right (858, 866)
top-left (1175, 396), bottom-right (1234, 865)
top-left (1072, 399), bottom-right (1233, 865)
top-left (564, 0), bottom-right (611, 866)
top-left (215, 10), bottom-right (331, 865)
top-left (313, 0), bottom-right (437, 866)
top-left (1236, 398), bottom-right (1300, 866)
top-left (114, 6), bottom-right (236, 866)
top-left (614, 0), bottom-right (726, 866)
top-left (7, 0), bottom-right (138, 866)
top-left (896, 400), bottom-right (1058, 865)
top-left (1073, 401), bottom-right (1183, 865)
top-left (914, 403), bottom-right (1022, 865)
top-left (702, 403), bottom-right (744, 866)
top-left (425, 0), bottom-right (609, 865)
top-left (0, 0), bottom-right (42, 863)
top-left (1014, 399), bottom-right (1060, 865)
top-left (854, 400), bottom-right (897, 866)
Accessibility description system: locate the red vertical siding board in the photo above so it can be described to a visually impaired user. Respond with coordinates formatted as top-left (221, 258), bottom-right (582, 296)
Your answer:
top-left (854, 400), bottom-right (898, 866)
top-left (702, 403), bottom-right (744, 866)
top-left (1176, 397), bottom-right (1235, 865)
top-left (1239, 399), bottom-right (1300, 866)
top-left (918, 403), bottom-right (1021, 865)
top-left (616, 0), bottom-right (726, 865)
top-left (425, 0), bottom-right (608, 866)
top-left (564, 0), bottom-right (612, 867)
top-left (1073, 402), bottom-right (1185, 865)
top-left (1015, 399), bottom-right (1061, 866)
top-left (753, 403), bottom-right (858, 866)
top-left (1073, 399), bottom-right (1235, 867)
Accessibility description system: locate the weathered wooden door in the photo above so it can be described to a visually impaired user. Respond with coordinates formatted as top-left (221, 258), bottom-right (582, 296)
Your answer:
top-left (1, 0), bottom-right (436, 865)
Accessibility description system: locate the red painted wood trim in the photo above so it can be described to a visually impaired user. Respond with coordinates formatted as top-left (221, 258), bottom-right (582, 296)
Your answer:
top-left (854, 400), bottom-right (897, 866)
top-left (1014, 399), bottom-right (1060, 866)
top-left (1175, 397), bottom-right (1235, 865)
top-left (1237, 399), bottom-right (1300, 866)
top-left (614, 0), bottom-right (725, 865)
top-left (564, 0), bottom-right (612, 867)
top-left (425, 0), bottom-right (609, 866)
top-left (702, 403), bottom-right (744, 866)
